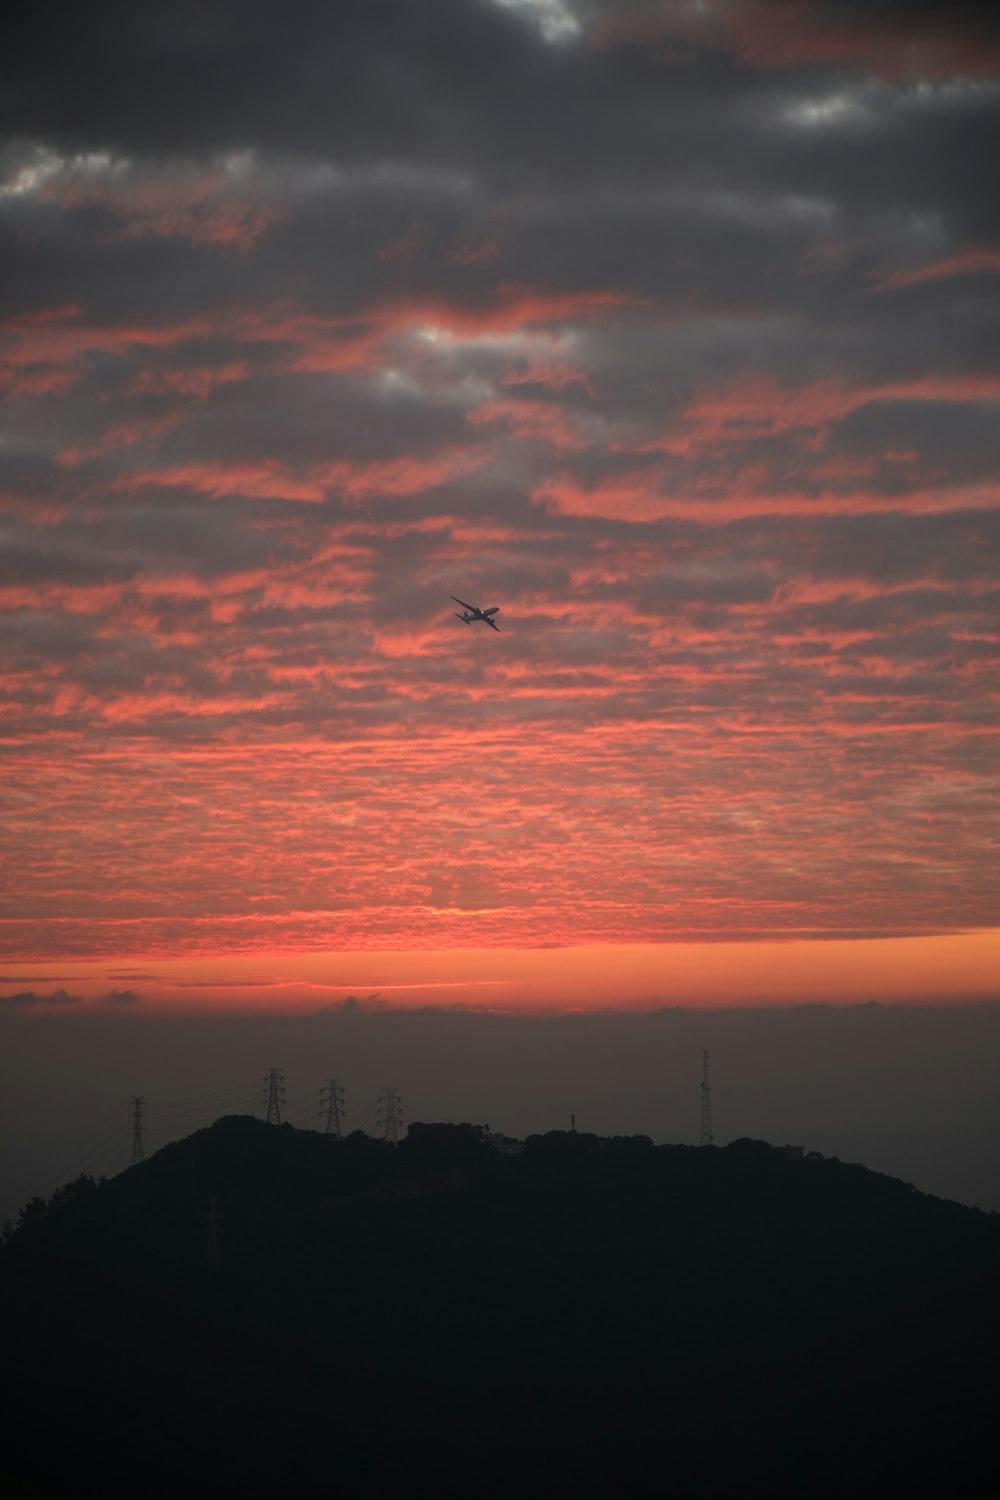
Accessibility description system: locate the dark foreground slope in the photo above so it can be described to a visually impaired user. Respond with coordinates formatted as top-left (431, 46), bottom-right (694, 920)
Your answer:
top-left (3, 1119), bottom-right (1000, 1497)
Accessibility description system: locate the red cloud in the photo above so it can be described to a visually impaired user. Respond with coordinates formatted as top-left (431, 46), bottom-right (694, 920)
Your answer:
top-left (501, 358), bottom-right (600, 398)
top-left (0, 366), bottom-right (82, 397)
top-left (447, 237), bottom-right (504, 266)
top-left (525, 369), bottom-right (1000, 520)
top-left (47, 172), bottom-right (289, 253)
top-left (535, 470), bottom-right (1000, 522)
top-left (126, 363), bottom-right (252, 398)
top-left (114, 461), bottom-right (329, 502)
top-left (467, 397), bottom-right (586, 449)
top-left (57, 412), bottom-right (184, 468)
top-left (113, 445), bottom-right (489, 504)
top-left (1, 285), bottom-right (634, 401)
top-left (868, 247), bottom-right (1000, 293)
top-left (643, 374), bottom-right (1000, 454)
top-left (592, 1), bottom-right (1000, 80)
top-left (378, 225), bottom-right (427, 263)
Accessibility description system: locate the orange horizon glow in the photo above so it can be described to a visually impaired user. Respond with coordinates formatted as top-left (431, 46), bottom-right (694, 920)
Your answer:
top-left (3, 932), bottom-right (998, 1016)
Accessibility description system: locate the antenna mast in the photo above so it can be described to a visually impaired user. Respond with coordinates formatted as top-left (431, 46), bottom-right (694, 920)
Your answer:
top-left (320, 1078), bottom-right (346, 1138)
top-left (699, 1051), bottom-right (714, 1147)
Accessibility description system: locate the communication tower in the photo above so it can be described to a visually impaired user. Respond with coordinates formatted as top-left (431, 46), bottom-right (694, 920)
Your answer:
top-left (699, 1051), bottom-right (714, 1147)
top-left (377, 1088), bottom-right (403, 1145)
top-left (320, 1078), bottom-right (346, 1138)
top-left (129, 1095), bottom-right (146, 1167)
top-left (265, 1067), bottom-right (285, 1126)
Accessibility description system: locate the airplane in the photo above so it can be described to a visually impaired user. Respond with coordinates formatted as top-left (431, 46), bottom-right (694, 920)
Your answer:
top-left (451, 594), bottom-right (500, 631)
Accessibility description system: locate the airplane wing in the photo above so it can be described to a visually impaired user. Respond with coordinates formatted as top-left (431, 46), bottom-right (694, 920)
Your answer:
top-left (450, 595), bottom-right (477, 613)
top-left (487, 616), bottom-right (500, 631)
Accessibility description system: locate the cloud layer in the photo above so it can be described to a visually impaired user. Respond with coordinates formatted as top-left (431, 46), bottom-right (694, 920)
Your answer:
top-left (1, 0), bottom-right (997, 974)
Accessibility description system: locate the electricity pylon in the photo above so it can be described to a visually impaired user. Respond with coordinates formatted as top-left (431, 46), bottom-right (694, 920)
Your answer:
top-left (320, 1079), bottom-right (345, 1138)
top-left (699, 1050), bottom-right (714, 1147)
top-left (377, 1088), bottom-right (403, 1145)
top-left (129, 1096), bottom-right (147, 1166)
top-left (207, 1197), bottom-right (221, 1267)
top-left (265, 1067), bottom-right (285, 1126)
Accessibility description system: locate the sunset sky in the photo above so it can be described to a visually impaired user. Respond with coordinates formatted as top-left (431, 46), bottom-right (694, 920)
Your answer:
top-left (2, 0), bottom-right (999, 1015)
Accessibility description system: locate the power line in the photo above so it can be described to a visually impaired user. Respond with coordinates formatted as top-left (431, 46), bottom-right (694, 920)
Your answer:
top-left (159, 1077), bottom-right (263, 1107)
top-left (0, 1119), bottom-right (128, 1226)
top-left (148, 1085), bottom-right (262, 1132)
top-left (353, 1098), bottom-right (379, 1135)
top-left (34, 1120), bottom-right (125, 1187)
top-left (81, 1134), bottom-right (132, 1180)
top-left (152, 1078), bottom-right (263, 1119)
top-left (283, 1096), bottom-right (321, 1129)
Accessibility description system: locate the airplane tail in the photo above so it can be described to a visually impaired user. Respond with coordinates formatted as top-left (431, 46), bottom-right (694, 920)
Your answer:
top-left (454, 613), bottom-right (471, 624)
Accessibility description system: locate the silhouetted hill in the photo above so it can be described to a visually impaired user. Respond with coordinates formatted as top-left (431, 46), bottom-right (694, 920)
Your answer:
top-left (4, 1120), bottom-right (999, 1496)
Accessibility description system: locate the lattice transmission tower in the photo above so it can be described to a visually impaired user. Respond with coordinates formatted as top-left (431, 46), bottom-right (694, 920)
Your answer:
top-left (699, 1050), bottom-right (714, 1147)
top-left (320, 1079), bottom-right (346, 1138)
top-left (265, 1067), bottom-right (286, 1125)
top-left (129, 1095), bottom-right (147, 1166)
top-left (377, 1088), bottom-right (403, 1145)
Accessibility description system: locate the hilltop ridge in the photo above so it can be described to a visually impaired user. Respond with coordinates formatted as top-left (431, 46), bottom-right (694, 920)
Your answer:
top-left (4, 1118), bottom-right (999, 1496)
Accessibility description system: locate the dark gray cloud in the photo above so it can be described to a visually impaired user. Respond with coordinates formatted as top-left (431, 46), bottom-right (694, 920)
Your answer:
top-left (2, 988), bottom-right (83, 1008)
top-left (316, 993), bottom-right (384, 1015)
